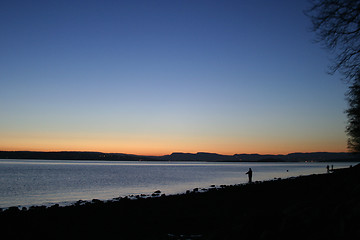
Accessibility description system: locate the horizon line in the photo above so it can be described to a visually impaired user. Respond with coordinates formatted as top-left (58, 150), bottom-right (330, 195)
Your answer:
top-left (0, 149), bottom-right (351, 157)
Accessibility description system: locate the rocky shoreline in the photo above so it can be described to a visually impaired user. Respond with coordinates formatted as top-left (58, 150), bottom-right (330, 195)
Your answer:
top-left (1, 164), bottom-right (360, 239)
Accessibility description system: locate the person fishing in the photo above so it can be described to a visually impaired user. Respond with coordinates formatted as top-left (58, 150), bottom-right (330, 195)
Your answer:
top-left (246, 168), bottom-right (253, 183)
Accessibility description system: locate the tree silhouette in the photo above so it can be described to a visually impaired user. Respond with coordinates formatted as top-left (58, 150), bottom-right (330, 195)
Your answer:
top-left (346, 78), bottom-right (360, 152)
top-left (306, 0), bottom-right (360, 81)
top-left (306, 0), bottom-right (360, 152)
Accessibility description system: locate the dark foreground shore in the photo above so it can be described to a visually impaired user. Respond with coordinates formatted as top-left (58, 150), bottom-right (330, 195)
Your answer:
top-left (1, 165), bottom-right (360, 240)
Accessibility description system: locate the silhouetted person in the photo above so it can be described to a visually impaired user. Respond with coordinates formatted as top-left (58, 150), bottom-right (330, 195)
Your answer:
top-left (246, 168), bottom-right (253, 183)
top-left (326, 165), bottom-right (330, 173)
top-left (331, 165), bottom-right (334, 172)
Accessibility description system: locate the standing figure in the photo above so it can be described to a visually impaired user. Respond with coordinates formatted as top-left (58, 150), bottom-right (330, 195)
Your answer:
top-left (326, 165), bottom-right (330, 173)
top-left (246, 168), bottom-right (253, 183)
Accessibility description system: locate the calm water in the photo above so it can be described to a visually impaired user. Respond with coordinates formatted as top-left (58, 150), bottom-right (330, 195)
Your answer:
top-left (0, 159), bottom-right (353, 208)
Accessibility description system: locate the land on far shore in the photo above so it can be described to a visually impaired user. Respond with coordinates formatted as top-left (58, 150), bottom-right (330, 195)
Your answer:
top-left (0, 150), bottom-right (359, 162)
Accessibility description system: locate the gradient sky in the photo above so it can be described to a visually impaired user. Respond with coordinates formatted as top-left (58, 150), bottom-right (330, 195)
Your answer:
top-left (0, 0), bottom-right (348, 155)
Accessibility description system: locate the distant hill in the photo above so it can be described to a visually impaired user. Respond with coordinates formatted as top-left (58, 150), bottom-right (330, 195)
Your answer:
top-left (158, 152), bottom-right (236, 162)
top-left (159, 152), bottom-right (360, 162)
top-left (233, 152), bottom-right (359, 162)
top-left (0, 151), bottom-right (151, 161)
top-left (0, 151), bottom-right (359, 162)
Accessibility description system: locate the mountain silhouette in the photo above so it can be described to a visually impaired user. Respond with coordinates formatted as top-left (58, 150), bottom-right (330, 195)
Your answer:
top-left (0, 151), bottom-right (358, 162)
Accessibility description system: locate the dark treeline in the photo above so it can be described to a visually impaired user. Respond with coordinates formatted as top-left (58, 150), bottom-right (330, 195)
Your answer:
top-left (0, 151), bottom-right (152, 161)
top-left (0, 151), bottom-right (359, 162)
top-left (1, 165), bottom-right (359, 239)
top-left (161, 152), bottom-right (359, 162)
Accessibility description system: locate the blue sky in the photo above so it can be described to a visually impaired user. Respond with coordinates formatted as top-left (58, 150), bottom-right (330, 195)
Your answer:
top-left (0, 0), bottom-right (348, 155)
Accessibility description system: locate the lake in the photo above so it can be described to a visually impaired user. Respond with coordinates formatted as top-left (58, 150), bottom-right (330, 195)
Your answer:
top-left (0, 159), bottom-right (353, 208)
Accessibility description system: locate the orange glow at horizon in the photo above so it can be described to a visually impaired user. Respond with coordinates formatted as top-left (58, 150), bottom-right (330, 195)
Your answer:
top-left (0, 133), bottom-right (348, 156)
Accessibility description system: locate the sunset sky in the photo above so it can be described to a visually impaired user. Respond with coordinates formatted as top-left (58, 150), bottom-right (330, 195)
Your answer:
top-left (0, 0), bottom-right (348, 156)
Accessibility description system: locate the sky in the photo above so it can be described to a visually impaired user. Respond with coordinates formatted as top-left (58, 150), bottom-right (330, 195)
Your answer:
top-left (0, 0), bottom-right (349, 156)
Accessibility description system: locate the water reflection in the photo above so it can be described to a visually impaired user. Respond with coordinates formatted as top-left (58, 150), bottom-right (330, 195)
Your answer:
top-left (0, 159), bottom-right (353, 208)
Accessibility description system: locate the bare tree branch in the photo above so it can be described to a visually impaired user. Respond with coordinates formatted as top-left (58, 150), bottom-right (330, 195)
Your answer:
top-left (306, 0), bottom-right (360, 152)
top-left (305, 0), bottom-right (360, 82)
